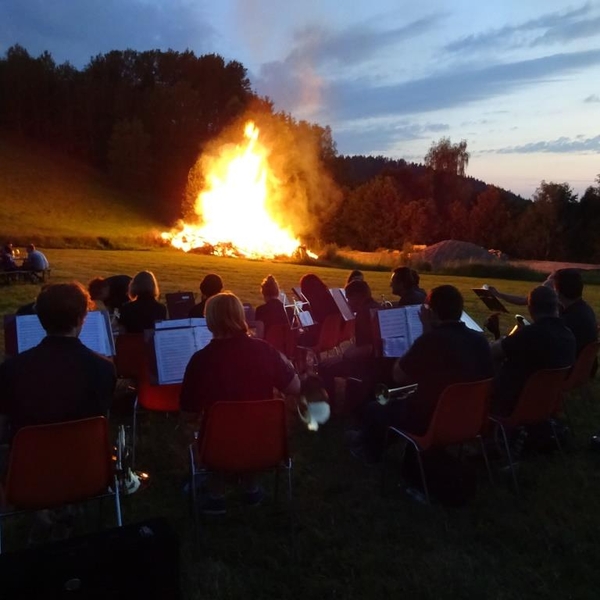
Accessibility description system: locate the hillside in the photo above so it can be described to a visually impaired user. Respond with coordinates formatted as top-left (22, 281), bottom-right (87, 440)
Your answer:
top-left (0, 136), bottom-right (164, 248)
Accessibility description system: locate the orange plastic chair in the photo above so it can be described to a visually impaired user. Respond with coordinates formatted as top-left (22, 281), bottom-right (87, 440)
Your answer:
top-left (265, 323), bottom-right (297, 359)
top-left (386, 378), bottom-right (493, 505)
top-left (188, 399), bottom-right (292, 536)
top-left (490, 366), bottom-right (571, 493)
top-left (0, 417), bottom-right (122, 553)
top-left (114, 333), bottom-right (146, 380)
top-left (563, 340), bottom-right (599, 398)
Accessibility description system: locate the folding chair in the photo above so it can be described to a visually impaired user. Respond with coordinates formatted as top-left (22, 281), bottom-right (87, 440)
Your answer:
top-left (131, 367), bottom-right (181, 468)
top-left (563, 341), bottom-right (599, 401)
top-left (188, 399), bottom-right (292, 539)
top-left (385, 378), bottom-right (494, 505)
top-left (490, 366), bottom-right (572, 493)
top-left (114, 333), bottom-right (146, 380)
top-left (0, 417), bottom-right (122, 553)
top-left (265, 323), bottom-right (297, 360)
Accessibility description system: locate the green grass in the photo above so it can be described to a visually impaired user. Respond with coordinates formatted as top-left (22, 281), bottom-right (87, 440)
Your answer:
top-left (0, 136), bottom-right (164, 248)
top-left (2, 250), bottom-right (600, 599)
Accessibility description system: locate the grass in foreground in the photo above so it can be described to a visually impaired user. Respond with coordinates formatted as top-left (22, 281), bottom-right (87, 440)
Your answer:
top-left (2, 250), bottom-right (600, 599)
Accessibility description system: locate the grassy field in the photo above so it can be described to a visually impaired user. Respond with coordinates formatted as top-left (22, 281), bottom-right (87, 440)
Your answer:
top-left (2, 250), bottom-right (600, 599)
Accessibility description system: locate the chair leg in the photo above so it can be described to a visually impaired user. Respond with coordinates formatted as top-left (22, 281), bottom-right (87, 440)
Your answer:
top-left (549, 420), bottom-right (564, 456)
top-left (478, 435), bottom-right (494, 486)
top-left (414, 449), bottom-right (431, 505)
top-left (131, 397), bottom-right (139, 469)
top-left (497, 422), bottom-right (520, 494)
top-left (114, 475), bottom-right (123, 526)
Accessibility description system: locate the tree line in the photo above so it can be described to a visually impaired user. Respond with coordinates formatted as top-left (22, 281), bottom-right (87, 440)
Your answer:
top-left (1, 45), bottom-right (599, 262)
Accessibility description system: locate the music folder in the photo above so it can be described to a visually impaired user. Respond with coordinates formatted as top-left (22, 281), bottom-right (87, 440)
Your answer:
top-left (472, 288), bottom-right (509, 313)
top-left (376, 305), bottom-right (423, 358)
top-left (329, 288), bottom-right (355, 322)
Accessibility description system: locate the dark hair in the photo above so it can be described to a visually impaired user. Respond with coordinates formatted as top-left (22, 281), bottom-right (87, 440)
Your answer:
top-left (410, 269), bottom-right (420, 287)
top-left (344, 279), bottom-right (371, 300)
top-left (427, 285), bottom-right (463, 321)
top-left (528, 285), bottom-right (559, 316)
top-left (200, 273), bottom-right (223, 298)
top-left (260, 274), bottom-right (280, 298)
top-left (391, 267), bottom-right (416, 288)
top-left (36, 282), bottom-right (91, 335)
top-left (88, 277), bottom-right (108, 300)
top-left (553, 268), bottom-right (583, 300)
top-left (346, 270), bottom-right (364, 284)
top-left (27, 243), bottom-right (35, 252)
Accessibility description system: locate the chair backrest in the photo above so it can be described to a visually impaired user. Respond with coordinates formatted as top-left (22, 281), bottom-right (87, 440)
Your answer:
top-left (165, 292), bottom-right (196, 320)
top-left (5, 417), bottom-right (112, 509)
top-left (316, 313), bottom-right (343, 353)
top-left (198, 399), bottom-right (288, 472)
top-left (423, 379), bottom-right (493, 448)
top-left (114, 333), bottom-right (146, 379)
top-left (339, 319), bottom-right (355, 344)
top-left (564, 341), bottom-right (599, 391)
top-left (508, 367), bottom-right (572, 425)
top-left (137, 366), bottom-right (182, 412)
top-left (265, 323), bottom-right (297, 359)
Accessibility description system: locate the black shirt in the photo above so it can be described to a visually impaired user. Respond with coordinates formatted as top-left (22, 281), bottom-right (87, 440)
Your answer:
top-left (398, 322), bottom-right (494, 434)
top-left (255, 298), bottom-right (289, 334)
top-left (355, 298), bottom-right (381, 348)
top-left (561, 299), bottom-right (597, 356)
top-left (395, 287), bottom-right (426, 307)
top-left (119, 294), bottom-right (167, 333)
top-left (0, 336), bottom-right (116, 435)
top-left (180, 334), bottom-right (296, 414)
top-left (189, 299), bottom-right (207, 319)
top-left (493, 317), bottom-right (576, 415)
top-left (105, 275), bottom-right (132, 313)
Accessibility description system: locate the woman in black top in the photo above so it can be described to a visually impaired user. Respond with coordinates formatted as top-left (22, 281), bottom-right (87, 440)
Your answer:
top-left (119, 270), bottom-right (167, 333)
top-left (255, 275), bottom-right (289, 335)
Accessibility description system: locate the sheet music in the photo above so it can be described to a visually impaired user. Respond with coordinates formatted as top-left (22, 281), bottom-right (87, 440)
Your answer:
top-left (329, 288), bottom-right (355, 321)
top-left (154, 328), bottom-right (197, 384)
top-left (461, 311), bottom-right (483, 332)
top-left (155, 318), bottom-right (206, 330)
top-left (298, 311), bottom-right (314, 327)
top-left (382, 336), bottom-right (410, 358)
top-left (192, 325), bottom-right (213, 349)
top-left (15, 315), bottom-right (45, 352)
top-left (377, 308), bottom-right (407, 339)
top-left (405, 305), bottom-right (424, 344)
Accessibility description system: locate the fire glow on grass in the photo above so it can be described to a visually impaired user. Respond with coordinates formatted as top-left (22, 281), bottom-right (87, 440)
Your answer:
top-left (162, 122), bottom-right (313, 259)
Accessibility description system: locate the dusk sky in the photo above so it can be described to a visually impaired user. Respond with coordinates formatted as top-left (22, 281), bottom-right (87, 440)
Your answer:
top-left (1, 0), bottom-right (599, 198)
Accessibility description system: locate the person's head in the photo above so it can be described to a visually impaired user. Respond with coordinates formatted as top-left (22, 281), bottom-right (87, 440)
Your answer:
top-left (528, 286), bottom-right (559, 320)
top-left (88, 277), bottom-right (109, 301)
top-left (410, 269), bottom-right (420, 287)
top-left (3, 244), bottom-right (12, 256)
top-left (199, 273), bottom-right (223, 299)
top-left (300, 273), bottom-right (327, 292)
top-left (390, 267), bottom-right (416, 296)
top-left (36, 282), bottom-right (91, 336)
top-left (205, 292), bottom-right (248, 338)
top-left (552, 268), bottom-right (583, 302)
top-left (26, 243), bottom-right (36, 254)
top-left (344, 279), bottom-right (372, 313)
top-left (129, 270), bottom-right (160, 300)
top-left (426, 285), bottom-right (464, 322)
top-left (346, 270), bottom-right (364, 284)
top-left (260, 274), bottom-right (280, 300)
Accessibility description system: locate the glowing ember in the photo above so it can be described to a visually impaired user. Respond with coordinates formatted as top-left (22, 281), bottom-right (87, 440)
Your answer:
top-left (162, 122), bottom-right (311, 259)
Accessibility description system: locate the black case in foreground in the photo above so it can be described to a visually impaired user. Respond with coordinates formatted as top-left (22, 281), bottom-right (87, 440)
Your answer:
top-left (0, 518), bottom-right (180, 599)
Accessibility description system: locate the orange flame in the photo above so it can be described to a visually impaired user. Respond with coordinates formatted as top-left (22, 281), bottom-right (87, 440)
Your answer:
top-left (161, 122), bottom-right (309, 259)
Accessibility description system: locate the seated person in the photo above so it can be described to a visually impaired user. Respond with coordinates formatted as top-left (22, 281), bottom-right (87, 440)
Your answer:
top-left (491, 286), bottom-right (576, 416)
top-left (255, 274), bottom-right (289, 335)
top-left (180, 292), bottom-right (300, 513)
top-left (354, 285), bottom-right (494, 462)
top-left (298, 273), bottom-right (340, 346)
top-left (390, 267), bottom-right (426, 306)
top-left (88, 274), bottom-right (132, 314)
top-left (119, 270), bottom-right (167, 333)
top-left (319, 280), bottom-right (381, 407)
top-left (189, 273), bottom-right (223, 318)
top-left (346, 270), bottom-right (364, 284)
top-left (22, 243), bottom-right (49, 271)
top-left (0, 245), bottom-right (18, 271)
top-left (0, 283), bottom-right (116, 440)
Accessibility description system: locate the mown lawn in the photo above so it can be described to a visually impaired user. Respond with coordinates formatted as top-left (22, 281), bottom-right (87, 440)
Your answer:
top-left (2, 249), bottom-right (600, 600)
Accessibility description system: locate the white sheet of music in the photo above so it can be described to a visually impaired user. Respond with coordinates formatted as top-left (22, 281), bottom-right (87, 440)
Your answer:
top-left (377, 308), bottom-right (407, 339)
top-left (154, 325), bottom-right (213, 384)
top-left (461, 311), bottom-right (483, 332)
top-left (155, 318), bottom-right (206, 330)
top-left (382, 336), bottom-right (410, 358)
top-left (16, 311), bottom-right (114, 356)
top-left (405, 305), bottom-right (424, 343)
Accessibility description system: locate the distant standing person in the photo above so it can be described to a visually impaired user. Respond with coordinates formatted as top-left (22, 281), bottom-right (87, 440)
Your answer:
top-left (88, 274), bottom-right (132, 314)
top-left (119, 270), bottom-right (167, 333)
top-left (22, 244), bottom-right (49, 271)
top-left (189, 273), bottom-right (223, 318)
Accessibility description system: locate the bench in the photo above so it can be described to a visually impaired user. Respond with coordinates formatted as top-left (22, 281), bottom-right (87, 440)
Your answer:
top-left (0, 269), bottom-right (51, 285)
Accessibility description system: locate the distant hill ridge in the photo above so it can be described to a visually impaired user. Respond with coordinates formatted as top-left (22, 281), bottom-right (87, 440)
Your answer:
top-left (0, 135), bottom-right (163, 249)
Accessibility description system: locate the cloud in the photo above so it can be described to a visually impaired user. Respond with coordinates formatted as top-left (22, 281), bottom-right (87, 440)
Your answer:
top-left (493, 134), bottom-right (600, 154)
top-left (584, 94), bottom-right (600, 103)
top-left (445, 3), bottom-right (597, 53)
top-left (332, 48), bottom-right (600, 121)
top-left (0, 0), bottom-right (215, 67)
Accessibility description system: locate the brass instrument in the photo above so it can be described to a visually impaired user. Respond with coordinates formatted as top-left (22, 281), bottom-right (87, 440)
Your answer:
top-left (374, 383), bottom-right (418, 405)
top-left (380, 295), bottom-right (393, 309)
top-left (297, 375), bottom-right (331, 431)
top-left (114, 425), bottom-right (149, 495)
top-left (508, 314), bottom-right (531, 336)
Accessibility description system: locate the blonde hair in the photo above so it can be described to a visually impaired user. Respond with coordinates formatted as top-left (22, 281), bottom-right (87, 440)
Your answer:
top-left (205, 292), bottom-right (248, 338)
top-left (129, 270), bottom-right (160, 300)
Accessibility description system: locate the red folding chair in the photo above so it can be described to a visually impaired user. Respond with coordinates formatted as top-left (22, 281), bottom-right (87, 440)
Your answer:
top-left (188, 399), bottom-right (292, 538)
top-left (386, 378), bottom-right (493, 505)
top-left (0, 417), bottom-right (122, 553)
top-left (490, 366), bottom-right (571, 493)
top-left (563, 341), bottom-right (599, 401)
top-left (265, 323), bottom-right (297, 360)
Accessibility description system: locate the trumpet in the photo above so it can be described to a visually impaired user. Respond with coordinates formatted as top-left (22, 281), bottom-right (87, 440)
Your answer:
top-left (374, 383), bottom-right (418, 405)
top-left (380, 295), bottom-right (393, 309)
top-left (297, 375), bottom-right (331, 431)
top-left (114, 425), bottom-right (149, 495)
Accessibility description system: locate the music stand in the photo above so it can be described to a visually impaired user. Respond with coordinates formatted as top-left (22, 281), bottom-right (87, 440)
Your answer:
top-left (472, 288), bottom-right (509, 313)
